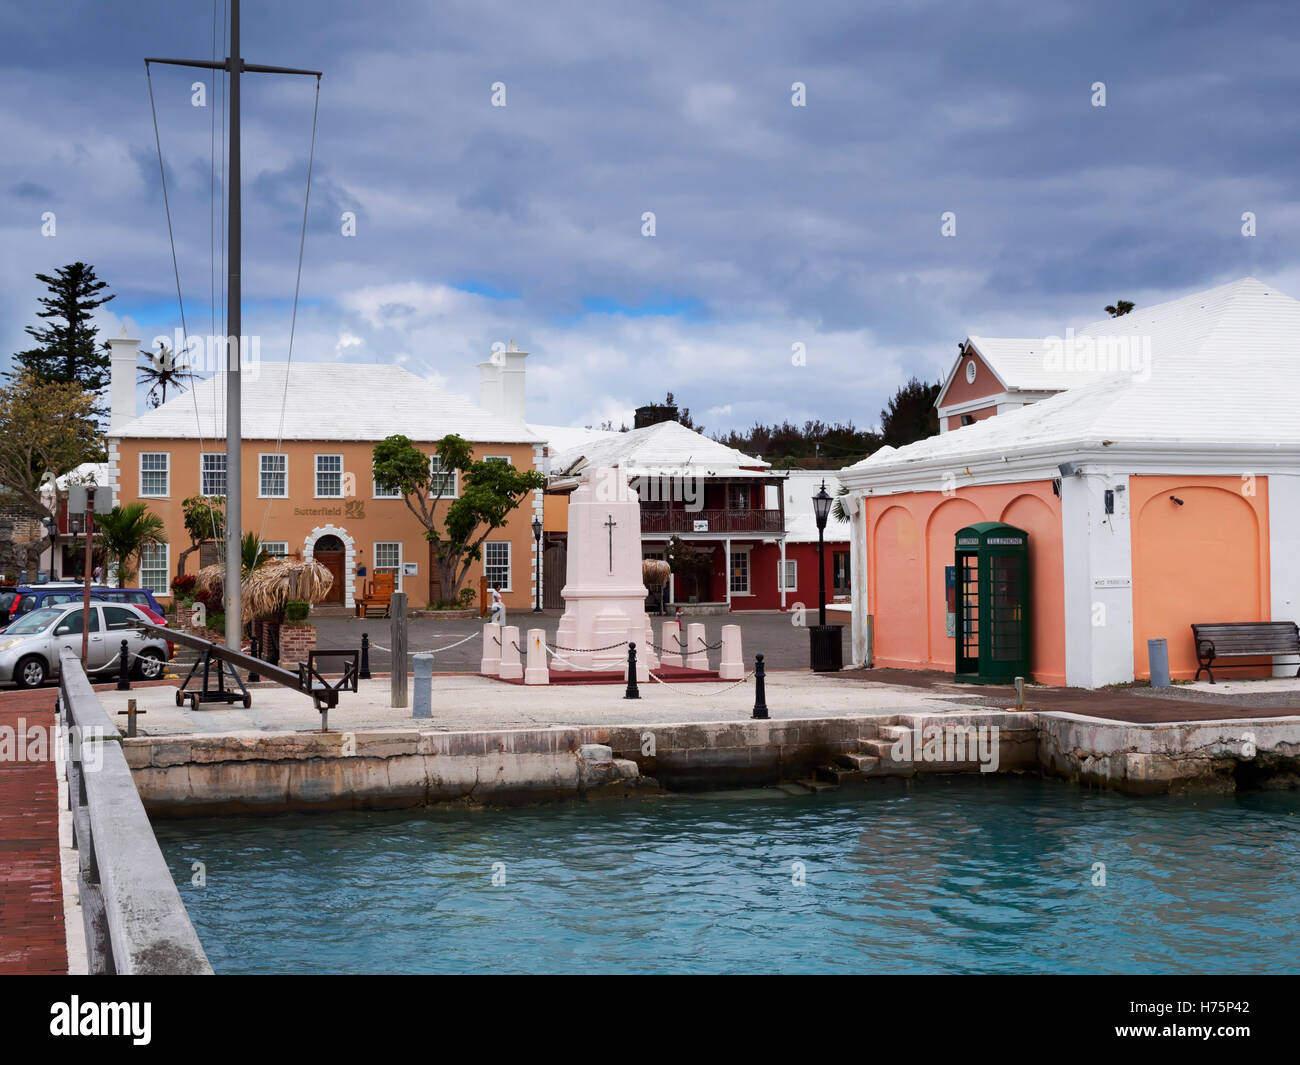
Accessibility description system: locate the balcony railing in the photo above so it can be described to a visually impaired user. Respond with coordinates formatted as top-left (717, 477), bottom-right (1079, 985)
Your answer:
top-left (639, 508), bottom-right (784, 535)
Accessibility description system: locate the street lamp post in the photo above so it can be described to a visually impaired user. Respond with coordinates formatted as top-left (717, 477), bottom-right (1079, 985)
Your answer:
top-left (812, 480), bottom-right (832, 627)
top-left (532, 517), bottom-right (543, 612)
top-left (42, 516), bottom-right (58, 582)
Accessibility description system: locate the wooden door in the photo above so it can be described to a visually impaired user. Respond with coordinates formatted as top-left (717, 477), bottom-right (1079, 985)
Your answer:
top-left (316, 552), bottom-right (345, 603)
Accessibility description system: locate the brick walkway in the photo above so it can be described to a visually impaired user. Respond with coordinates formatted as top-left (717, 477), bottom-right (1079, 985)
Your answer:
top-left (0, 686), bottom-right (66, 974)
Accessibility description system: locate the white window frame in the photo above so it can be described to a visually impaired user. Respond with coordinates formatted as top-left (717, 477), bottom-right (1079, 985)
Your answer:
top-left (729, 546), bottom-right (751, 596)
top-left (429, 455), bottom-right (459, 498)
top-left (779, 558), bottom-right (798, 592)
top-left (484, 541), bottom-right (511, 592)
top-left (315, 453), bottom-right (344, 498)
top-left (139, 452), bottom-right (170, 498)
top-left (373, 541), bottom-right (403, 591)
top-left (262, 541), bottom-right (289, 559)
top-left (139, 542), bottom-right (170, 596)
top-left (200, 452), bottom-right (227, 498)
top-left (372, 469), bottom-right (402, 499)
top-left (258, 453), bottom-right (288, 498)
top-left (483, 454), bottom-right (512, 465)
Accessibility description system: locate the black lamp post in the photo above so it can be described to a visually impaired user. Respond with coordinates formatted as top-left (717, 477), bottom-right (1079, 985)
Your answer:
top-left (532, 516), bottom-right (543, 612)
top-left (41, 515), bottom-right (58, 582)
top-left (812, 479), bottom-right (832, 627)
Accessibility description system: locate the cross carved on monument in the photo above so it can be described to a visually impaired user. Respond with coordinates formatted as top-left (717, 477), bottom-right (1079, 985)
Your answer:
top-left (604, 513), bottom-right (617, 573)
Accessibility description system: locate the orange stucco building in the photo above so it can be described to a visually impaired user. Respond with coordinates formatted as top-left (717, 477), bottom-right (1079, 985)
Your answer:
top-left (841, 279), bottom-right (1300, 687)
top-left (106, 350), bottom-right (545, 613)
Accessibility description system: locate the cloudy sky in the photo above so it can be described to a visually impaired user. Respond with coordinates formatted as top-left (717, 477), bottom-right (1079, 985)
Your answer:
top-left (3, 0), bottom-right (1298, 437)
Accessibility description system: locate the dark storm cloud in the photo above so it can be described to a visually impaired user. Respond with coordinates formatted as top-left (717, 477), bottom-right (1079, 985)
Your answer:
top-left (2, 0), bottom-right (1299, 433)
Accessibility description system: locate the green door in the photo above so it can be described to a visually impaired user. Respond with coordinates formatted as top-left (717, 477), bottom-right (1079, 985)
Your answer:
top-left (954, 522), bottom-right (1030, 684)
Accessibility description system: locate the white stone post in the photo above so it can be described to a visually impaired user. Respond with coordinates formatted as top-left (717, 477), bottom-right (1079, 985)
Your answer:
top-left (524, 627), bottom-right (549, 685)
top-left (718, 623), bottom-right (743, 680)
top-left (498, 625), bottom-right (523, 680)
top-left (685, 621), bottom-right (709, 670)
top-left (479, 622), bottom-right (501, 675)
top-left (660, 620), bottom-right (683, 667)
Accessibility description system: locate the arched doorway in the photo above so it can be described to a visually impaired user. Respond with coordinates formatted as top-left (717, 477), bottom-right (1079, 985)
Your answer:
top-left (313, 534), bottom-right (346, 604)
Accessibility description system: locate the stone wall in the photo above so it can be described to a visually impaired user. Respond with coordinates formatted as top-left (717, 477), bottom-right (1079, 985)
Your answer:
top-left (0, 499), bottom-right (45, 583)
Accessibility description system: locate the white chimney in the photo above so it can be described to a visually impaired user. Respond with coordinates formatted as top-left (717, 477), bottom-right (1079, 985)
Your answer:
top-left (499, 339), bottom-right (528, 424)
top-left (108, 328), bottom-right (140, 432)
top-left (478, 340), bottom-right (528, 424)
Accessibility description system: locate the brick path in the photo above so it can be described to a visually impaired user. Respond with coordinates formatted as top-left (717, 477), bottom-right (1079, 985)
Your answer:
top-left (0, 686), bottom-right (66, 974)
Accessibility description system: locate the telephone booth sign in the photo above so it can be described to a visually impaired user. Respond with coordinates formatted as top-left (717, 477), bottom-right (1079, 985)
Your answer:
top-left (953, 522), bottom-right (1030, 684)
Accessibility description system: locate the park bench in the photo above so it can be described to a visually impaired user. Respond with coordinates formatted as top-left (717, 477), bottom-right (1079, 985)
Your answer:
top-left (356, 571), bottom-right (395, 618)
top-left (1190, 621), bottom-right (1300, 683)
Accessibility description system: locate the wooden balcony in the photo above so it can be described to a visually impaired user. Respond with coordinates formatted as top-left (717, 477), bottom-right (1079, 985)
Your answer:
top-left (639, 508), bottom-right (784, 535)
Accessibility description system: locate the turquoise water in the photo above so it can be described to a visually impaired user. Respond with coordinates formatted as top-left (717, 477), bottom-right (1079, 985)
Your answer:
top-left (154, 777), bottom-right (1300, 974)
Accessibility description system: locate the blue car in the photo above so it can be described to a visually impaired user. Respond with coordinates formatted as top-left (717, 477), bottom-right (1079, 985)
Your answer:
top-left (2, 583), bottom-right (165, 631)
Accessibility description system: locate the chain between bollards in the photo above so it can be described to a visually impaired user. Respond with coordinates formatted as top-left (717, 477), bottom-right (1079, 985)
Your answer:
top-left (624, 641), bottom-right (640, 699)
top-left (360, 632), bottom-right (371, 679)
top-left (116, 639), bottom-right (131, 690)
top-left (752, 653), bottom-right (768, 719)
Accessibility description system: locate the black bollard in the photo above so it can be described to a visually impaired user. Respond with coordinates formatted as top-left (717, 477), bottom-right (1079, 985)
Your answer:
top-left (752, 653), bottom-right (769, 719)
top-left (116, 639), bottom-right (131, 690)
top-left (360, 632), bottom-right (372, 679)
top-left (248, 634), bottom-right (261, 683)
top-left (624, 641), bottom-right (641, 700)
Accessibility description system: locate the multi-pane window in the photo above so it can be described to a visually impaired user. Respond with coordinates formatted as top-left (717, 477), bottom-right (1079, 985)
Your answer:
top-left (139, 543), bottom-right (169, 595)
top-left (779, 559), bottom-right (798, 592)
top-left (483, 455), bottom-right (511, 465)
top-left (315, 454), bottom-right (343, 497)
top-left (374, 541), bottom-right (402, 590)
top-left (833, 551), bottom-right (851, 594)
top-left (200, 453), bottom-right (227, 497)
top-left (729, 550), bottom-right (750, 595)
top-left (484, 541), bottom-right (510, 590)
top-left (372, 466), bottom-right (402, 498)
top-left (259, 454), bottom-right (287, 497)
top-left (140, 452), bottom-right (169, 497)
top-left (262, 542), bottom-right (289, 559)
top-left (429, 455), bottom-right (458, 497)
top-left (728, 484), bottom-right (750, 510)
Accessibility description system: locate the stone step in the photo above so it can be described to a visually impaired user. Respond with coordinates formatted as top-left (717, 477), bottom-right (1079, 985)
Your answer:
top-left (858, 736), bottom-right (914, 776)
top-left (795, 777), bottom-right (839, 794)
top-left (775, 781), bottom-right (811, 797)
top-left (836, 752), bottom-right (881, 775)
top-left (815, 764), bottom-right (862, 785)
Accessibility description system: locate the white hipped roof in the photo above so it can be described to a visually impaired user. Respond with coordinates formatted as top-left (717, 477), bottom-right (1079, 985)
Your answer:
top-left (845, 277), bottom-right (1300, 488)
top-left (527, 423), bottom-right (620, 454)
top-left (551, 420), bottom-right (771, 482)
top-left (108, 361), bottom-right (540, 444)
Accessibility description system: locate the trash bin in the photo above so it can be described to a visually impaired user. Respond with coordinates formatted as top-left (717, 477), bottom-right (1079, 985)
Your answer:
top-left (809, 624), bottom-right (843, 672)
top-left (1147, 638), bottom-right (1171, 688)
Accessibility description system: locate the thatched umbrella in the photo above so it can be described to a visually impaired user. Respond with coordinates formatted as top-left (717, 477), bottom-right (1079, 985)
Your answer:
top-left (642, 558), bottom-right (672, 616)
top-left (192, 558), bottom-right (333, 622)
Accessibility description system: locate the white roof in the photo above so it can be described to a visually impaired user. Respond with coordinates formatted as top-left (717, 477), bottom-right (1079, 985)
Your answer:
top-left (847, 277), bottom-right (1300, 482)
top-left (108, 361), bottom-right (540, 444)
top-left (527, 423), bottom-right (620, 454)
top-left (551, 420), bottom-right (770, 480)
top-left (958, 336), bottom-right (1117, 394)
top-left (776, 470), bottom-right (850, 543)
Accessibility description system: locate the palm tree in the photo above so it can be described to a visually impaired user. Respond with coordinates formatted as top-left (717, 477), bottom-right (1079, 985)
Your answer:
top-left (1104, 300), bottom-right (1135, 317)
top-left (95, 502), bottom-right (167, 587)
top-left (241, 531), bottom-right (269, 580)
top-left (137, 342), bottom-right (192, 408)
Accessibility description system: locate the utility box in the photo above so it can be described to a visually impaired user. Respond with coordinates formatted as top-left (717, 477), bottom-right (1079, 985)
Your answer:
top-left (953, 522), bottom-right (1030, 684)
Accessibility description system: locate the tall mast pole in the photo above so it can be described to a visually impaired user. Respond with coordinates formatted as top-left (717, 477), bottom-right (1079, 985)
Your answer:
top-left (225, 0), bottom-right (243, 650)
top-left (146, 2), bottom-right (320, 652)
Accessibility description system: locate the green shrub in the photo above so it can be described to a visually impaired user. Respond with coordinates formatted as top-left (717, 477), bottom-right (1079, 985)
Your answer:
top-left (284, 600), bottom-right (311, 623)
top-left (207, 612), bottom-right (225, 634)
top-left (457, 586), bottom-right (476, 608)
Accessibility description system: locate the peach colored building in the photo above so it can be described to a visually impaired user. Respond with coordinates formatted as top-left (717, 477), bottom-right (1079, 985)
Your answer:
top-left (840, 278), bottom-right (1300, 687)
top-left (105, 345), bottom-right (545, 613)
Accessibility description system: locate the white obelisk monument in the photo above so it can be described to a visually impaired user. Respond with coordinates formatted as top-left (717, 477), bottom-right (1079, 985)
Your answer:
top-left (552, 467), bottom-right (659, 676)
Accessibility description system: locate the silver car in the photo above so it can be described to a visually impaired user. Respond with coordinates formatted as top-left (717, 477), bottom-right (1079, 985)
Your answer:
top-left (0, 602), bottom-right (169, 688)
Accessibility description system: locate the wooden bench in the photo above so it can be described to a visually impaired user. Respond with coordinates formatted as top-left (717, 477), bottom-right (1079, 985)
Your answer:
top-left (355, 572), bottom-right (395, 618)
top-left (1190, 621), bottom-right (1300, 683)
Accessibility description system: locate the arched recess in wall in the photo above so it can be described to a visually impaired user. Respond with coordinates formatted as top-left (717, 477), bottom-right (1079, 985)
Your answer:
top-left (871, 504), bottom-right (925, 668)
top-left (1132, 484), bottom-right (1264, 679)
top-left (1000, 492), bottom-right (1066, 685)
top-left (924, 496), bottom-right (984, 669)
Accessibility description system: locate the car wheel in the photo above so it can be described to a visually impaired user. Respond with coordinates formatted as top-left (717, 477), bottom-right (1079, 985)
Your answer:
top-left (15, 655), bottom-right (47, 689)
top-left (134, 648), bottom-right (164, 681)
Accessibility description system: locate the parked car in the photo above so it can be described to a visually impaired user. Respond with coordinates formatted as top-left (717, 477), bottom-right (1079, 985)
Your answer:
top-left (0, 602), bottom-right (170, 689)
top-left (1, 583), bottom-right (165, 631)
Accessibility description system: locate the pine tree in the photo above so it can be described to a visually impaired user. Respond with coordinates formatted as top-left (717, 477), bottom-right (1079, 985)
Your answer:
top-left (11, 263), bottom-right (116, 392)
top-left (879, 377), bottom-right (941, 449)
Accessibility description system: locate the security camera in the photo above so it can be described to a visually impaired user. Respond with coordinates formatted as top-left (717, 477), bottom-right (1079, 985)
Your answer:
top-left (1057, 462), bottom-right (1079, 477)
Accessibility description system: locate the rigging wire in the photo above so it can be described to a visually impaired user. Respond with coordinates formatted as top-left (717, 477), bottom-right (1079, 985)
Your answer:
top-left (259, 75), bottom-right (322, 544)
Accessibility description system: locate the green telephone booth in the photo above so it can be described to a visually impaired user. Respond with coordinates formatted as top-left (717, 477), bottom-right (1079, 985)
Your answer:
top-left (954, 522), bottom-right (1030, 684)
